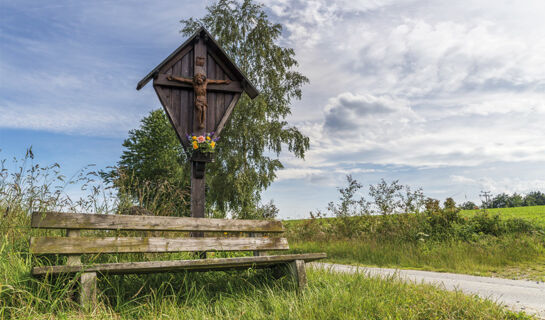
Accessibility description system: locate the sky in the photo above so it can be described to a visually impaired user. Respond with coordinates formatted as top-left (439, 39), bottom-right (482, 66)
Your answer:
top-left (1, 0), bottom-right (545, 219)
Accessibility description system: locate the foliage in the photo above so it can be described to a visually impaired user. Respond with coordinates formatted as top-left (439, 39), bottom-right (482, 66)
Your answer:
top-left (523, 191), bottom-right (545, 206)
top-left (286, 183), bottom-right (545, 282)
top-left (254, 199), bottom-right (279, 220)
top-left (182, 0), bottom-right (309, 218)
top-left (368, 179), bottom-right (404, 215)
top-left (486, 191), bottom-right (545, 209)
top-left (460, 200), bottom-right (478, 210)
top-left (287, 177), bottom-right (543, 245)
top-left (103, 110), bottom-right (191, 216)
top-left (325, 175), bottom-right (368, 217)
top-left (108, 0), bottom-right (310, 219)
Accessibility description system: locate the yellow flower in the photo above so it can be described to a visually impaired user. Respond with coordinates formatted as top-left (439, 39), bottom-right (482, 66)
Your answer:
top-left (192, 142), bottom-right (198, 149)
top-left (211, 141), bottom-right (216, 148)
top-left (206, 136), bottom-right (211, 140)
top-left (192, 136), bottom-right (197, 141)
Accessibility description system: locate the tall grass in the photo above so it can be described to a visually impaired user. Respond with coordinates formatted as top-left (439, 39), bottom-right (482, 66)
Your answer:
top-left (1, 242), bottom-right (534, 319)
top-left (0, 151), bottom-right (536, 318)
top-left (290, 235), bottom-right (545, 280)
top-left (285, 206), bottom-right (545, 280)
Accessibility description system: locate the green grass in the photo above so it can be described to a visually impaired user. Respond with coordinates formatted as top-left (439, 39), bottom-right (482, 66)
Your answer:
top-left (289, 235), bottom-right (545, 281)
top-left (284, 206), bottom-right (545, 281)
top-left (1, 259), bottom-right (534, 319)
top-left (461, 206), bottom-right (545, 229)
top-left (0, 210), bottom-right (536, 319)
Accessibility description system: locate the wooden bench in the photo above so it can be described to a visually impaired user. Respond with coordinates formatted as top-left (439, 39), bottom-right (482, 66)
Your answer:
top-left (30, 211), bottom-right (326, 308)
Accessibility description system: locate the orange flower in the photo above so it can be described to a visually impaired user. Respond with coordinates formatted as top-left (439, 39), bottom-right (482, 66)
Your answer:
top-left (211, 141), bottom-right (216, 148)
top-left (192, 142), bottom-right (198, 149)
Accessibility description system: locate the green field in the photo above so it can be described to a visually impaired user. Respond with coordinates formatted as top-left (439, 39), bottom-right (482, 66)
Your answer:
top-left (461, 205), bottom-right (545, 229)
top-left (289, 236), bottom-right (545, 281)
top-left (284, 207), bottom-right (545, 281)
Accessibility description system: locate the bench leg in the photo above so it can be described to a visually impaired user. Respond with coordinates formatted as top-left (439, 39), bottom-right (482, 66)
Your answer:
top-left (289, 260), bottom-right (307, 291)
top-left (80, 272), bottom-right (97, 310)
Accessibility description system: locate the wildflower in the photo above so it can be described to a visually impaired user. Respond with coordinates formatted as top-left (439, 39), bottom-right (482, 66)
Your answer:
top-left (197, 136), bottom-right (205, 143)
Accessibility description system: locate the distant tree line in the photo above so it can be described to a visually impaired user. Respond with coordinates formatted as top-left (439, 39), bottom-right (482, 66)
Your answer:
top-left (459, 191), bottom-right (545, 210)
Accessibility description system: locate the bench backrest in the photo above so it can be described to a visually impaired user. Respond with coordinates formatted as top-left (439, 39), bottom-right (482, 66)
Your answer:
top-left (30, 212), bottom-right (288, 255)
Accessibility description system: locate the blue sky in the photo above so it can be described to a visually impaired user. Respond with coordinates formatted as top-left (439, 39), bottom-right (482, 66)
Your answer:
top-left (1, 0), bottom-right (545, 219)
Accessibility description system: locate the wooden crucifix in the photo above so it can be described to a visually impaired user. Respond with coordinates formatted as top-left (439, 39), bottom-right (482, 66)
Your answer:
top-left (166, 72), bottom-right (231, 129)
top-left (136, 27), bottom-right (259, 255)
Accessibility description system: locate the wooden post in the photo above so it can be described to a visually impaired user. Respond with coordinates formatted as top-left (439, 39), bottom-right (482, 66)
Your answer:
top-left (289, 260), bottom-right (307, 291)
top-left (190, 36), bottom-right (208, 259)
top-left (80, 272), bottom-right (97, 310)
top-left (190, 166), bottom-right (206, 259)
top-left (250, 232), bottom-right (264, 256)
top-left (66, 229), bottom-right (97, 309)
top-left (66, 229), bottom-right (82, 266)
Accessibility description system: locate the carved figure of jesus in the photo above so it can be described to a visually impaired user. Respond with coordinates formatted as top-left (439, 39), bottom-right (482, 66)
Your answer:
top-left (167, 73), bottom-right (231, 129)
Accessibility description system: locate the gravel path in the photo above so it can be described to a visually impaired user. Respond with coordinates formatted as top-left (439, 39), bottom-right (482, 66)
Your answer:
top-left (310, 262), bottom-right (545, 318)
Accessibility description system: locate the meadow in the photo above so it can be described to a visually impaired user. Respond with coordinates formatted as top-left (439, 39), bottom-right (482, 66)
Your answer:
top-left (461, 206), bottom-right (545, 229)
top-left (0, 155), bottom-right (539, 318)
top-left (285, 209), bottom-right (545, 281)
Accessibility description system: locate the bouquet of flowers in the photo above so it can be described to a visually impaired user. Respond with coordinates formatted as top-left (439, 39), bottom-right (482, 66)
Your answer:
top-left (187, 132), bottom-right (218, 153)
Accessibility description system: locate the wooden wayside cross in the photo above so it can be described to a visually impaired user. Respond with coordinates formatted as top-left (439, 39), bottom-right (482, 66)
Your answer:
top-left (136, 27), bottom-right (259, 244)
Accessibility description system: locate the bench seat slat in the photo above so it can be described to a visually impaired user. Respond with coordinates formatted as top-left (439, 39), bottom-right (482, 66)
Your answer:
top-left (31, 212), bottom-right (284, 233)
top-left (30, 236), bottom-right (289, 254)
top-left (31, 253), bottom-right (327, 276)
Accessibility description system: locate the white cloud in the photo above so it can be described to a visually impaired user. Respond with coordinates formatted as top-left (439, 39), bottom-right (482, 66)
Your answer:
top-left (4, 0), bottom-right (545, 218)
top-left (451, 175), bottom-right (545, 195)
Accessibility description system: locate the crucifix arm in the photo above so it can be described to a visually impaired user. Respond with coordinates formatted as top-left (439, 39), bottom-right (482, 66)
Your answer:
top-left (167, 75), bottom-right (193, 84)
top-left (207, 79), bottom-right (231, 85)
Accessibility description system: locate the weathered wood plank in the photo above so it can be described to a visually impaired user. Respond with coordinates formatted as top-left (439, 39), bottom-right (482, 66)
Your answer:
top-left (213, 93), bottom-right (240, 138)
top-left (32, 253), bottom-right (327, 276)
top-left (158, 44), bottom-right (193, 76)
top-left (31, 212), bottom-right (285, 232)
top-left (153, 84), bottom-right (189, 148)
top-left (207, 49), bottom-right (237, 81)
top-left (172, 60), bottom-right (182, 128)
top-left (250, 232), bottom-right (264, 257)
top-left (30, 236), bottom-right (289, 254)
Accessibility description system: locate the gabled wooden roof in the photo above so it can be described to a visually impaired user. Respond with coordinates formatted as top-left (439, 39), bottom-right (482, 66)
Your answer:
top-left (136, 27), bottom-right (259, 99)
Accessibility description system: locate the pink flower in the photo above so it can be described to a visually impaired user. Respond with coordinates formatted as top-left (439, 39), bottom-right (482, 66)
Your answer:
top-left (197, 136), bottom-right (205, 143)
